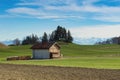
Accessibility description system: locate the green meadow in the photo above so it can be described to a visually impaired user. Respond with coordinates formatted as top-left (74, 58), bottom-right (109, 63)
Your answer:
top-left (0, 43), bottom-right (120, 69)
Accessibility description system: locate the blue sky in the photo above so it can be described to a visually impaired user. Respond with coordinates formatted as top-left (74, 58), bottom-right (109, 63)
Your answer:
top-left (0, 0), bottom-right (120, 43)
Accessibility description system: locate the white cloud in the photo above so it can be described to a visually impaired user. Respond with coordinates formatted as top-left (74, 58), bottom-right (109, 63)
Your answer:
top-left (6, 7), bottom-right (61, 19)
top-left (94, 14), bottom-right (120, 22)
top-left (70, 24), bottom-right (120, 38)
top-left (6, 7), bottom-right (43, 16)
top-left (41, 0), bottom-right (120, 13)
top-left (4, 0), bottom-right (120, 22)
top-left (6, 7), bottom-right (84, 19)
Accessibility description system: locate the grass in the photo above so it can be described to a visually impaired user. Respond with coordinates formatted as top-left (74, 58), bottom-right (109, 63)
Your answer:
top-left (0, 43), bottom-right (120, 69)
top-left (0, 45), bottom-right (32, 58)
top-left (1, 57), bottom-right (120, 69)
top-left (61, 43), bottom-right (120, 57)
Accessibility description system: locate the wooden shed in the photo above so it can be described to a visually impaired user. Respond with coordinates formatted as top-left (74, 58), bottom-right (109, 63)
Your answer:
top-left (31, 42), bottom-right (62, 59)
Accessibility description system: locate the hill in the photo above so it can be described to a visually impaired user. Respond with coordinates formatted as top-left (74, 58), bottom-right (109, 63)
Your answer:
top-left (0, 43), bottom-right (8, 48)
top-left (61, 43), bottom-right (120, 57)
top-left (0, 43), bottom-right (120, 69)
top-left (0, 45), bottom-right (31, 58)
top-left (0, 43), bottom-right (120, 58)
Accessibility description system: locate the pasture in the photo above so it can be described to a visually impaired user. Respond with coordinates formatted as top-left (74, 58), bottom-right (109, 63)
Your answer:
top-left (0, 43), bottom-right (120, 69)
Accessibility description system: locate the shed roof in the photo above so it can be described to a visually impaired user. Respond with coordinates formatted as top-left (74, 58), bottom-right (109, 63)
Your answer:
top-left (31, 42), bottom-right (60, 49)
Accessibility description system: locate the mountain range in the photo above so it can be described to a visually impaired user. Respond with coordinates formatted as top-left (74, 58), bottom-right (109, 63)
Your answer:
top-left (1, 38), bottom-right (107, 45)
top-left (73, 38), bottom-right (107, 45)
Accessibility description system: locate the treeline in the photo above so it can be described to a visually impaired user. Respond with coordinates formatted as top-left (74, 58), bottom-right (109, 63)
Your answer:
top-left (96, 37), bottom-right (120, 45)
top-left (13, 26), bottom-right (73, 46)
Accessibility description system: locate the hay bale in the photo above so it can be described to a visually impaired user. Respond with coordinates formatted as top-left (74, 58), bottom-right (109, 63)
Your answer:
top-left (7, 56), bottom-right (19, 61)
top-left (7, 56), bottom-right (31, 61)
top-left (18, 56), bottom-right (31, 60)
top-left (24, 56), bottom-right (31, 60)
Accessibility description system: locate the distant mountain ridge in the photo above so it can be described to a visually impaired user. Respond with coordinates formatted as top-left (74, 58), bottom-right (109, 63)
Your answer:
top-left (74, 38), bottom-right (107, 45)
top-left (1, 40), bottom-right (13, 45)
top-left (2, 38), bottom-right (107, 45)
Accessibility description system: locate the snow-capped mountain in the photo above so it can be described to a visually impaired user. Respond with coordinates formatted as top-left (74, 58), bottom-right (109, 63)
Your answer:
top-left (1, 40), bottom-right (13, 45)
top-left (73, 37), bottom-right (107, 45)
top-left (1, 38), bottom-right (108, 45)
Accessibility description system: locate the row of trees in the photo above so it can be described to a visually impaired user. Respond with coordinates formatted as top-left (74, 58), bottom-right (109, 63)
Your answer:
top-left (13, 26), bottom-right (73, 45)
top-left (96, 37), bottom-right (120, 45)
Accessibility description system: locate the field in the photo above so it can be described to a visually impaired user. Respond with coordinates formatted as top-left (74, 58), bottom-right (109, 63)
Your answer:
top-left (0, 64), bottom-right (120, 80)
top-left (0, 43), bottom-right (120, 69)
top-left (0, 43), bottom-right (120, 80)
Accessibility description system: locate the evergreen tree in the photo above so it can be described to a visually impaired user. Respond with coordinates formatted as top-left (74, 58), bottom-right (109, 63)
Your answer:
top-left (62, 27), bottom-right (67, 41)
top-left (96, 36), bottom-right (120, 45)
top-left (42, 32), bottom-right (48, 43)
top-left (49, 31), bottom-right (55, 42)
top-left (49, 25), bottom-right (73, 43)
top-left (54, 26), bottom-right (61, 41)
top-left (22, 34), bottom-right (39, 45)
top-left (66, 30), bottom-right (73, 43)
top-left (22, 36), bottom-right (30, 45)
top-left (22, 26), bottom-right (73, 44)
top-left (31, 34), bottom-right (39, 44)
top-left (54, 26), bottom-right (66, 41)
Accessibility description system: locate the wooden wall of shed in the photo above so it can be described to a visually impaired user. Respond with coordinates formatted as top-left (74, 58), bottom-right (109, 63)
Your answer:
top-left (49, 44), bottom-right (61, 58)
top-left (49, 45), bottom-right (60, 53)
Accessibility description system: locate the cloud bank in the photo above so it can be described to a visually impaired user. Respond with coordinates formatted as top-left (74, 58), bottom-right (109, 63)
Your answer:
top-left (70, 24), bottom-right (120, 38)
top-left (4, 0), bottom-right (120, 22)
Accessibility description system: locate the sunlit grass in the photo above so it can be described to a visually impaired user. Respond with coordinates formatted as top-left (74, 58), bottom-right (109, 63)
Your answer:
top-left (1, 57), bottom-right (120, 69)
top-left (0, 43), bottom-right (120, 69)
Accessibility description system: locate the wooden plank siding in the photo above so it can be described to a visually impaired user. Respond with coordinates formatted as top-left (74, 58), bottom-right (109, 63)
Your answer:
top-left (49, 44), bottom-right (61, 58)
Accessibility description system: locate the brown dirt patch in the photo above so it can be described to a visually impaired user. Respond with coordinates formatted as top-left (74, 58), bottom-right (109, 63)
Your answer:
top-left (0, 64), bottom-right (120, 80)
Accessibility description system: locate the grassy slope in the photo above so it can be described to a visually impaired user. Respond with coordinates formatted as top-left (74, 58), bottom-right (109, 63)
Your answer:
top-left (0, 43), bottom-right (8, 48)
top-left (62, 43), bottom-right (120, 57)
top-left (0, 43), bottom-right (120, 69)
top-left (0, 45), bottom-right (31, 59)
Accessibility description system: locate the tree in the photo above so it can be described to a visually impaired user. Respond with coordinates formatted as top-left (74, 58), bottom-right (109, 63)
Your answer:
top-left (49, 31), bottom-right (55, 42)
top-left (111, 37), bottom-right (119, 44)
top-left (54, 26), bottom-right (61, 41)
top-left (66, 30), bottom-right (73, 43)
top-left (13, 38), bottom-right (21, 46)
top-left (21, 26), bottom-right (73, 45)
top-left (96, 36), bottom-right (120, 45)
top-left (22, 34), bottom-right (39, 45)
top-left (42, 32), bottom-right (48, 43)
top-left (31, 34), bottom-right (39, 44)
top-left (49, 25), bottom-right (73, 43)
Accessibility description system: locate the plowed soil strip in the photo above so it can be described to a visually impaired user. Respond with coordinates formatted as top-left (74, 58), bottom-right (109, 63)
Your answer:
top-left (0, 64), bottom-right (120, 80)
